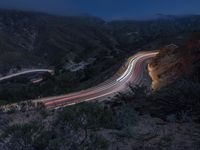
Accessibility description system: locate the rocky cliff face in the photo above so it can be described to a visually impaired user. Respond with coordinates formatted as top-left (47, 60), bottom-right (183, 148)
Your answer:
top-left (148, 33), bottom-right (200, 90)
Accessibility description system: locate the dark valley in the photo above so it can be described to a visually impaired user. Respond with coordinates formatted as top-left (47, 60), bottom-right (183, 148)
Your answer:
top-left (0, 8), bottom-right (200, 150)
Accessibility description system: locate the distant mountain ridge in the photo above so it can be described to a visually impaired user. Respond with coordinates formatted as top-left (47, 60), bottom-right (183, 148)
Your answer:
top-left (1, 9), bottom-right (200, 104)
top-left (1, 9), bottom-right (200, 76)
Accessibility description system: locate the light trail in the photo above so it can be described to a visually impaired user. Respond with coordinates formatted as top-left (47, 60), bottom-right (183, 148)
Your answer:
top-left (42, 51), bottom-right (158, 109)
top-left (0, 51), bottom-right (158, 110)
top-left (0, 69), bottom-right (54, 82)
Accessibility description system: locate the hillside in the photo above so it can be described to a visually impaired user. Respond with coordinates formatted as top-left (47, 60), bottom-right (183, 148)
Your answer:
top-left (148, 33), bottom-right (200, 90)
top-left (143, 33), bottom-right (200, 121)
top-left (110, 15), bottom-right (200, 50)
top-left (1, 10), bottom-right (200, 104)
top-left (0, 9), bottom-right (120, 75)
top-left (1, 10), bottom-right (200, 76)
top-left (0, 10), bottom-right (200, 150)
top-left (0, 10), bottom-right (123, 104)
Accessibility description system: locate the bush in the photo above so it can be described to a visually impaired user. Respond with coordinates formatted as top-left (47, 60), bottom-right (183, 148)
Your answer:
top-left (0, 123), bottom-right (51, 150)
top-left (149, 79), bottom-right (200, 121)
top-left (116, 104), bottom-right (138, 129)
top-left (57, 102), bottom-right (116, 130)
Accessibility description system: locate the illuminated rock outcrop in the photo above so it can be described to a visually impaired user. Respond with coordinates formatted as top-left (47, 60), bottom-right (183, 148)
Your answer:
top-left (148, 33), bottom-right (200, 90)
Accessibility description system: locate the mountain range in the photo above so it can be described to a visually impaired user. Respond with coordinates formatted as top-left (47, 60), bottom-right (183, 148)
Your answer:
top-left (1, 9), bottom-right (200, 103)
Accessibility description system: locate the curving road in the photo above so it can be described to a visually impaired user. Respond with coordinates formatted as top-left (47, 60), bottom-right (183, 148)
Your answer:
top-left (37, 51), bottom-right (158, 109)
top-left (0, 69), bottom-right (54, 82)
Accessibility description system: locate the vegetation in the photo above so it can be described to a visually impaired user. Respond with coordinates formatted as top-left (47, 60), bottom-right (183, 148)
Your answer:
top-left (1, 10), bottom-right (200, 104)
top-left (0, 102), bottom-right (138, 150)
top-left (0, 10), bottom-right (200, 150)
top-left (1, 83), bottom-right (200, 149)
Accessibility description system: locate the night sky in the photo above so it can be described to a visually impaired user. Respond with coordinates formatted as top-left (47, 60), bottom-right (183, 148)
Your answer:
top-left (0, 0), bottom-right (200, 20)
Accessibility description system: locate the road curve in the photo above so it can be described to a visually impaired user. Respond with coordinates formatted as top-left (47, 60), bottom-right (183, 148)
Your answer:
top-left (0, 69), bottom-right (54, 82)
top-left (37, 51), bottom-right (158, 109)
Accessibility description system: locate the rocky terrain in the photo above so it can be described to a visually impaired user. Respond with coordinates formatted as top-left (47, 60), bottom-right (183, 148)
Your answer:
top-left (0, 9), bottom-right (123, 104)
top-left (0, 9), bottom-right (200, 148)
top-left (1, 37), bottom-right (200, 148)
top-left (1, 10), bottom-right (200, 104)
top-left (1, 10), bottom-right (200, 77)
top-left (148, 33), bottom-right (200, 90)
top-left (1, 10), bottom-right (200, 76)
top-left (0, 86), bottom-right (200, 150)
top-left (0, 9), bottom-right (121, 75)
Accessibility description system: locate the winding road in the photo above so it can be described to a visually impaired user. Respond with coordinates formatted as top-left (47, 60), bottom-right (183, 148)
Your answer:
top-left (37, 51), bottom-right (158, 109)
top-left (0, 51), bottom-right (158, 109)
top-left (0, 69), bottom-right (54, 82)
